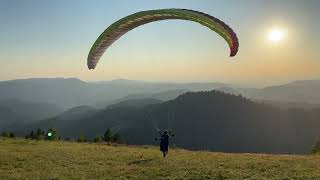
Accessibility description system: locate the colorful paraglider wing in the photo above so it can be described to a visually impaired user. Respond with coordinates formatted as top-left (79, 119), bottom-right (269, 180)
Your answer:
top-left (87, 9), bottom-right (239, 69)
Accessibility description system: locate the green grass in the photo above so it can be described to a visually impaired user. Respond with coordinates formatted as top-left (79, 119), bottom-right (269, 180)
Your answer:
top-left (1, 138), bottom-right (320, 179)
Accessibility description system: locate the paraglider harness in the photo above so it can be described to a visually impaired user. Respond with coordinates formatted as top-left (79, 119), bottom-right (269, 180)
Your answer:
top-left (155, 130), bottom-right (174, 158)
top-left (148, 109), bottom-right (175, 157)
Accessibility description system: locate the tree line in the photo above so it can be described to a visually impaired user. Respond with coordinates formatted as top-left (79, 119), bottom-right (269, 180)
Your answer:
top-left (0, 132), bottom-right (15, 138)
top-left (1, 127), bottom-right (123, 144)
top-left (78, 128), bottom-right (123, 143)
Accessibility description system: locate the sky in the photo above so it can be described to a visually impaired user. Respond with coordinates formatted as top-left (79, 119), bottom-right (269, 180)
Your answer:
top-left (0, 0), bottom-right (319, 87)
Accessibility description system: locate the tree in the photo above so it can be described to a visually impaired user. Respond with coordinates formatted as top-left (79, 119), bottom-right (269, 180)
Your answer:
top-left (36, 128), bottom-right (45, 140)
top-left (1, 132), bottom-right (9, 137)
top-left (104, 128), bottom-right (113, 142)
top-left (112, 133), bottom-right (121, 143)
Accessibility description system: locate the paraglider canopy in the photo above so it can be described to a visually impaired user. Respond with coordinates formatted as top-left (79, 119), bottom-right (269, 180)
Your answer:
top-left (87, 8), bottom-right (239, 70)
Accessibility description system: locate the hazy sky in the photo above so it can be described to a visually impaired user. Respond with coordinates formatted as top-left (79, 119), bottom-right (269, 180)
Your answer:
top-left (1, 0), bottom-right (319, 87)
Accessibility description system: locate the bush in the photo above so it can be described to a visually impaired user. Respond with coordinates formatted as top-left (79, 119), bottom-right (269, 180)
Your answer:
top-left (1, 132), bottom-right (9, 137)
top-left (94, 136), bottom-right (103, 143)
top-left (64, 137), bottom-right (72, 141)
top-left (312, 138), bottom-right (320, 154)
top-left (112, 133), bottom-right (121, 143)
top-left (9, 132), bottom-right (15, 138)
top-left (77, 135), bottom-right (87, 142)
top-left (25, 134), bottom-right (30, 139)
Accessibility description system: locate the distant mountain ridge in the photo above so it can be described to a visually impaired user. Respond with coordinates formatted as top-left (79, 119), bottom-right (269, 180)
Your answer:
top-left (244, 79), bottom-right (320, 104)
top-left (2, 78), bottom-right (320, 136)
top-left (1, 78), bottom-right (320, 110)
top-left (106, 98), bottom-right (163, 109)
top-left (95, 89), bottom-right (188, 108)
top-left (0, 78), bottom-right (231, 109)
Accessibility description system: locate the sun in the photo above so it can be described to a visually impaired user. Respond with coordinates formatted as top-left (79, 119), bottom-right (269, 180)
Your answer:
top-left (267, 28), bottom-right (286, 43)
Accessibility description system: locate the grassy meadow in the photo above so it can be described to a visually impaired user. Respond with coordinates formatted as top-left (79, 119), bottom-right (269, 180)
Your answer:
top-left (1, 137), bottom-right (320, 179)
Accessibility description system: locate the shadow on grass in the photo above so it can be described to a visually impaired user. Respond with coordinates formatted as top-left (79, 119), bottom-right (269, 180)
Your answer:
top-left (128, 158), bottom-right (156, 165)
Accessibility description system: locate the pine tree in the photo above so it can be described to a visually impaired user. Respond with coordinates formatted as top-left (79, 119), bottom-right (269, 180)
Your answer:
top-left (36, 128), bottom-right (44, 140)
top-left (104, 128), bottom-right (113, 142)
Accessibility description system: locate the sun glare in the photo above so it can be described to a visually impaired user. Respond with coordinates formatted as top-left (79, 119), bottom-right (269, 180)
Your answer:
top-left (267, 28), bottom-right (286, 43)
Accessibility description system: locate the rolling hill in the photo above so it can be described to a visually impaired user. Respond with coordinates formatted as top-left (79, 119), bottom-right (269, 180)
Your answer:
top-left (94, 89), bottom-right (185, 108)
top-left (106, 98), bottom-right (163, 109)
top-left (0, 99), bottom-right (63, 132)
top-left (20, 90), bottom-right (320, 154)
top-left (253, 80), bottom-right (320, 103)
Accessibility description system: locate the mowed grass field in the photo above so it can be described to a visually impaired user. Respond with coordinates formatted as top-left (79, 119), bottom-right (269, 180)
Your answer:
top-left (1, 138), bottom-right (320, 179)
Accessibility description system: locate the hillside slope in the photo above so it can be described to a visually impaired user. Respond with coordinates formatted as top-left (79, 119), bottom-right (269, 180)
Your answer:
top-left (0, 138), bottom-right (320, 179)
top-left (21, 90), bottom-right (320, 154)
top-left (256, 80), bottom-right (320, 103)
top-left (0, 99), bottom-right (63, 132)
